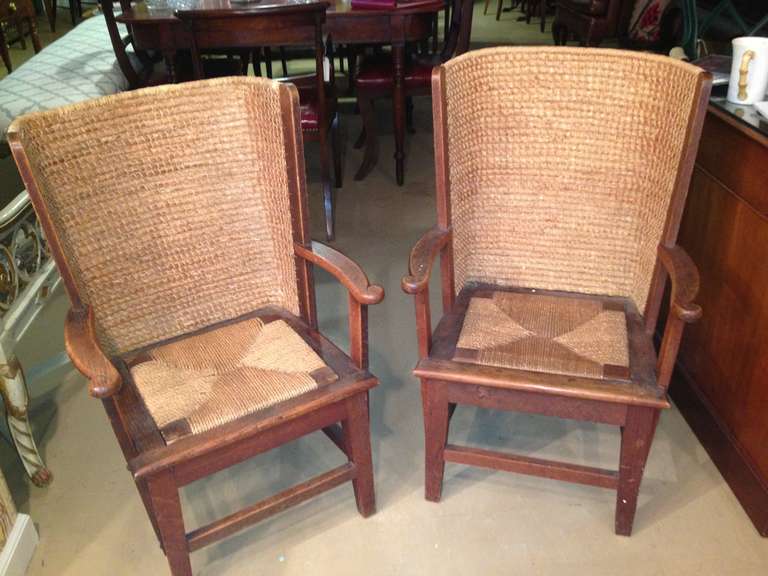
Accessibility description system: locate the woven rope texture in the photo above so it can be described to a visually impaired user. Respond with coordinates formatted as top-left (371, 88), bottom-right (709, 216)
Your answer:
top-left (441, 47), bottom-right (702, 312)
top-left (11, 77), bottom-right (301, 355)
top-left (455, 291), bottom-right (629, 380)
top-left (129, 316), bottom-right (336, 443)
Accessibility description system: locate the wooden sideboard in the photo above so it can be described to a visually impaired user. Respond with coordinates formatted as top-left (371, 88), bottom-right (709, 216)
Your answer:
top-left (670, 100), bottom-right (768, 536)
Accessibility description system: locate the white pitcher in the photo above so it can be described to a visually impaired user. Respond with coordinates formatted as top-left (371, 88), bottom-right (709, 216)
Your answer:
top-left (727, 37), bottom-right (768, 105)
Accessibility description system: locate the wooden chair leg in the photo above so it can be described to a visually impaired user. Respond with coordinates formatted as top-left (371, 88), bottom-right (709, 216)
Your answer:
top-left (319, 129), bottom-right (335, 241)
top-left (136, 478), bottom-right (163, 544)
top-left (0, 27), bottom-right (11, 73)
top-left (252, 49), bottom-right (262, 76)
top-left (279, 47), bottom-right (288, 76)
top-left (496, 0), bottom-right (504, 21)
top-left (145, 472), bottom-right (192, 576)
top-left (540, 0), bottom-right (547, 32)
top-left (68, 0), bottom-right (78, 26)
top-left (615, 406), bottom-right (659, 536)
top-left (28, 17), bottom-right (41, 53)
top-left (16, 18), bottom-right (27, 51)
top-left (421, 380), bottom-right (449, 502)
top-left (354, 93), bottom-right (379, 181)
top-left (331, 115), bottom-right (343, 189)
top-left (45, 0), bottom-right (56, 32)
top-left (264, 47), bottom-right (274, 78)
top-left (342, 392), bottom-right (376, 517)
top-left (484, 0), bottom-right (491, 15)
top-left (406, 96), bottom-right (415, 135)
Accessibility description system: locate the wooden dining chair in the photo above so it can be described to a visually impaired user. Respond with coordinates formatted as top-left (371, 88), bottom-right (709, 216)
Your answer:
top-left (402, 47), bottom-right (712, 536)
top-left (101, 0), bottom-right (164, 89)
top-left (353, 0), bottom-right (474, 183)
top-left (8, 76), bottom-right (383, 576)
top-left (0, 0), bottom-right (41, 73)
top-left (177, 1), bottom-right (342, 241)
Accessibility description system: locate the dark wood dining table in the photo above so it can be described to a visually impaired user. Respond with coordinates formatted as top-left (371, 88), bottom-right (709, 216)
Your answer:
top-left (117, 0), bottom-right (445, 185)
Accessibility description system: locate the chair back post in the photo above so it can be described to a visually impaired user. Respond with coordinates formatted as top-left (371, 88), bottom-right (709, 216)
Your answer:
top-left (430, 66), bottom-right (456, 312)
top-left (642, 70), bottom-right (712, 334)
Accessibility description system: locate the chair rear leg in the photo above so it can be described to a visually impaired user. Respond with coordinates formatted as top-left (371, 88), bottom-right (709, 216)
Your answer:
top-left (318, 127), bottom-right (335, 241)
top-left (406, 97), bottom-right (415, 135)
top-left (331, 115), bottom-right (343, 189)
top-left (615, 406), bottom-right (659, 536)
top-left (421, 380), bottom-right (450, 502)
top-left (145, 471), bottom-right (192, 576)
top-left (496, 0), bottom-right (504, 21)
top-left (342, 392), bottom-right (376, 517)
top-left (354, 93), bottom-right (379, 181)
top-left (279, 46), bottom-right (288, 76)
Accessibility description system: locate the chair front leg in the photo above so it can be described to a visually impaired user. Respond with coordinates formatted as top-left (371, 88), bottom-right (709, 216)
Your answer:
top-left (342, 392), bottom-right (376, 517)
top-left (422, 379), bottom-right (450, 502)
top-left (145, 471), bottom-right (192, 576)
top-left (348, 296), bottom-right (369, 370)
top-left (615, 405), bottom-right (659, 536)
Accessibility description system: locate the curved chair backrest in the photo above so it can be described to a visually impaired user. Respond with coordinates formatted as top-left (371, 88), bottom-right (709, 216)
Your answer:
top-left (7, 77), bottom-right (313, 356)
top-left (431, 47), bottom-right (711, 323)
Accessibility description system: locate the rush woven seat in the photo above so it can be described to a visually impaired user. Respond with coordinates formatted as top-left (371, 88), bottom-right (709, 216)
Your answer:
top-left (454, 289), bottom-right (629, 380)
top-left (127, 315), bottom-right (338, 444)
top-left (402, 47), bottom-right (712, 537)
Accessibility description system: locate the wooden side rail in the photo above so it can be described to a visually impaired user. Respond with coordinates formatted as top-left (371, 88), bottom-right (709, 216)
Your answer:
top-left (186, 462), bottom-right (356, 551)
top-left (444, 444), bottom-right (619, 490)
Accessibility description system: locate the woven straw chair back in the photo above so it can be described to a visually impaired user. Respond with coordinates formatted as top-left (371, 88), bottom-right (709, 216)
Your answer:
top-left (8, 77), bottom-right (303, 356)
top-left (437, 47), bottom-right (708, 314)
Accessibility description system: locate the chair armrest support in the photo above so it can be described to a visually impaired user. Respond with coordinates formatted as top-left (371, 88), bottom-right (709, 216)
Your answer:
top-left (294, 242), bottom-right (384, 369)
top-left (401, 226), bottom-right (451, 294)
top-left (658, 244), bottom-right (702, 323)
top-left (655, 244), bottom-right (702, 391)
top-left (64, 306), bottom-right (122, 398)
top-left (401, 227), bottom-right (451, 359)
top-left (294, 241), bottom-right (384, 306)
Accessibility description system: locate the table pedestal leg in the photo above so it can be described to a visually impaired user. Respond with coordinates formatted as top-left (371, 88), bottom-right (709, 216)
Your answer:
top-left (392, 43), bottom-right (405, 187)
top-left (0, 359), bottom-right (52, 487)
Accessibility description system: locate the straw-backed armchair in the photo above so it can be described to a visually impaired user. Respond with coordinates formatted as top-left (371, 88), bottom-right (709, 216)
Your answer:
top-left (402, 47), bottom-right (711, 536)
top-left (8, 77), bottom-right (383, 576)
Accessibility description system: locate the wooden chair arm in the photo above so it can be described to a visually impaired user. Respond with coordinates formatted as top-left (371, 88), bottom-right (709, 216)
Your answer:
top-left (64, 306), bottom-right (122, 398)
top-left (658, 244), bottom-right (702, 323)
top-left (655, 244), bottom-right (702, 391)
top-left (294, 241), bottom-right (385, 306)
top-left (401, 226), bottom-right (451, 294)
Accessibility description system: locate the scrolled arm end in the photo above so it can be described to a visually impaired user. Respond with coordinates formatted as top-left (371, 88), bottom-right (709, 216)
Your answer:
top-left (658, 244), bottom-right (702, 324)
top-left (401, 226), bottom-right (451, 295)
top-left (64, 306), bottom-right (122, 398)
top-left (295, 241), bottom-right (385, 306)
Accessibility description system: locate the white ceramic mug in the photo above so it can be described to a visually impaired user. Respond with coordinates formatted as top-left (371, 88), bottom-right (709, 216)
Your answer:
top-left (727, 37), bottom-right (768, 105)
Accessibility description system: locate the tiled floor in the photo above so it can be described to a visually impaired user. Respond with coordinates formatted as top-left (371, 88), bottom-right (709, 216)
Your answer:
top-left (1, 3), bottom-right (768, 575)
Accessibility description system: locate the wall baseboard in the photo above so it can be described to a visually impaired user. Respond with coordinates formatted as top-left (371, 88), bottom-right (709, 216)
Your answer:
top-left (0, 514), bottom-right (38, 576)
